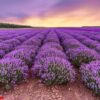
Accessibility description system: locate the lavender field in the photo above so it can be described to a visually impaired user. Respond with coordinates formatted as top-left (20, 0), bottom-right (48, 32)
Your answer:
top-left (0, 28), bottom-right (100, 100)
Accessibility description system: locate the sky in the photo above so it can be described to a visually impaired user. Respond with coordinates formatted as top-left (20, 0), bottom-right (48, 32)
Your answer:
top-left (0, 0), bottom-right (100, 27)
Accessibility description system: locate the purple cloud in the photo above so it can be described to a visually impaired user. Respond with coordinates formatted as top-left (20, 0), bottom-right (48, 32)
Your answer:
top-left (0, 0), bottom-right (100, 19)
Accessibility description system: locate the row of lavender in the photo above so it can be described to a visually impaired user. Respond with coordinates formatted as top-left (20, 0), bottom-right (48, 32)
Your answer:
top-left (0, 28), bottom-right (100, 94)
top-left (57, 29), bottom-right (100, 94)
top-left (0, 29), bottom-right (47, 89)
top-left (0, 29), bottom-right (76, 89)
top-left (31, 32), bottom-right (75, 85)
top-left (71, 30), bottom-right (100, 94)
top-left (0, 29), bottom-right (40, 58)
top-left (69, 30), bottom-right (100, 53)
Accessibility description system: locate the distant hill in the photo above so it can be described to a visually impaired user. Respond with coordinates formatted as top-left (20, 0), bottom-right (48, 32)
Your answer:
top-left (0, 23), bottom-right (32, 28)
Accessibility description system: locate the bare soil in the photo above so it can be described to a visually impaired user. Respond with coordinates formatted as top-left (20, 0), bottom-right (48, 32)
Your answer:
top-left (0, 78), bottom-right (98, 100)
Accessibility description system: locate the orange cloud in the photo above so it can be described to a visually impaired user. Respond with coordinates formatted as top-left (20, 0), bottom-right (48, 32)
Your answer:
top-left (19, 7), bottom-right (100, 27)
top-left (1, 7), bottom-right (100, 27)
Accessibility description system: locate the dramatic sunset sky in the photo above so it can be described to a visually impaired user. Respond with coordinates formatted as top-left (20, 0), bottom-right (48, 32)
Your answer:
top-left (0, 0), bottom-right (100, 27)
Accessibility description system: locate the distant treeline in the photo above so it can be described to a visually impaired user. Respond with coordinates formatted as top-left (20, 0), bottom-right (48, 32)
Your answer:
top-left (0, 23), bottom-right (32, 28)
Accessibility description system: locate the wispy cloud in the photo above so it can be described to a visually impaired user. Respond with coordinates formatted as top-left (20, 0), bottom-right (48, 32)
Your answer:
top-left (0, 0), bottom-right (100, 26)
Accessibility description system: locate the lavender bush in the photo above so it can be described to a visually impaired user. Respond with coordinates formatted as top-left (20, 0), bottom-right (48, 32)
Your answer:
top-left (43, 42), bottom-right (63, 51)
top-left (0, 43), bottom-right (12, 53)
top-left (44, 33), bottom-right (59, 43)
top-left (62, 39), bottom-right (84, 50)
top-left (0, 58), bottom-right (28, 90)
top-left (4, 48), bottom-right (36, 67)
top-left (66, 47), bottom-right (100, 67)
top-left (4, 38), bottom-right (21, 47)
top-left (95, 44), bottom-right (100, 53)
top-left (32, 57), bottom-right (75, 85)
top-left (80, 61), bottom-right (100, 94)
top-left (0, 50), bottom-right (5, 58)
top-left (82, 39), bottom-right (99, 49)
top-left (37, 47), bottom-right (67, 59)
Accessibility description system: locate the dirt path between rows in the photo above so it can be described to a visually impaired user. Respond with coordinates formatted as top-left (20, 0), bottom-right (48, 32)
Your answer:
top-left (0, 77), bottom-right (99, 100)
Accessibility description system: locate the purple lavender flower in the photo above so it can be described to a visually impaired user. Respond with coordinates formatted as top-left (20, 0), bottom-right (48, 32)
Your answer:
top-left (32, 57), bottom-right (75, 85)
top-left (62, 39), bottom-right (84, 50)
top-left (43, 42), bottom-right (63, 51)
top-left (82, 39), bottom-right (99, 49)
top-left (0, 50), bottom-right (5, 58)
top-left (66, 47), bottom-right (100, 67)
top-left (4, 48), bottom-right (36, 66)
top-left (44, 33), bottom-right (59, 43)
top-left (95, 44), bottom-right (100, 54)
top-left (16, 45), bottom-right (38, 51)
top-left (4, 38), bottom-right (21, 47)
top-left (80, 60), bottom-right (100, 94)
top-left (36, 48), bottom-right (67, 60)
top-left (23, 34), bottom-right (44, 46)
top-left (0, 58), bottom-right (28, 89)
top-left (0, 43), bottom-right (12, 53)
